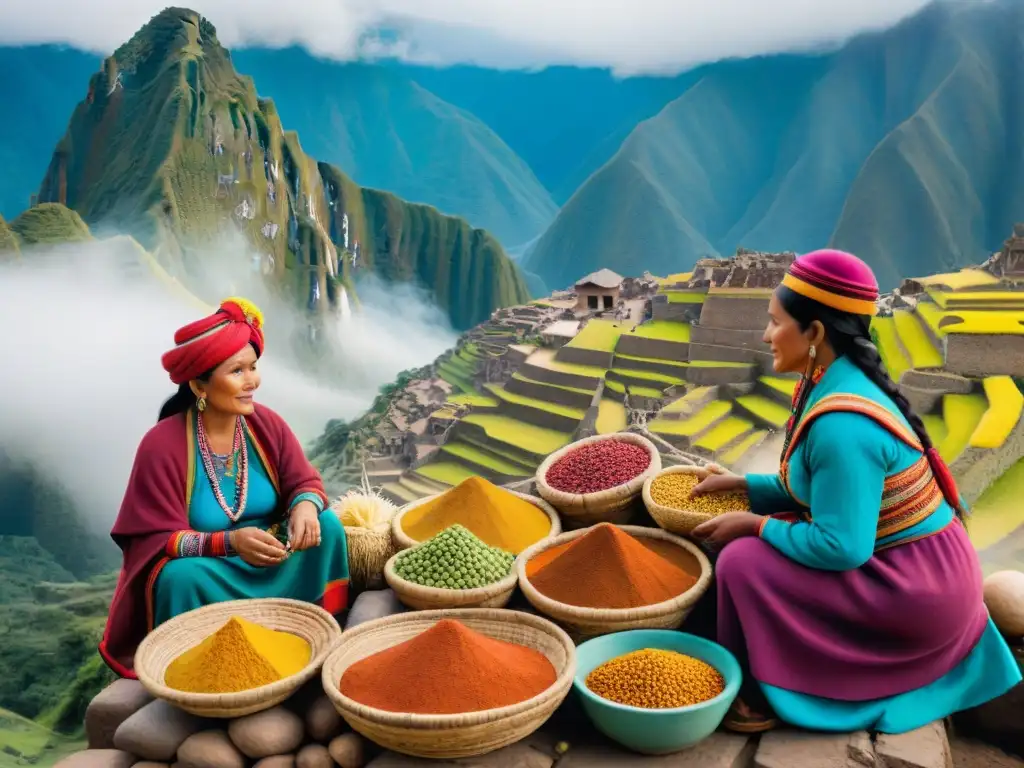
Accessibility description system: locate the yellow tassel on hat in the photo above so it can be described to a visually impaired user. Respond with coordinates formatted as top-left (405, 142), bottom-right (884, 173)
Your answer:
top-left (221, 296), bottom-right (264, 329)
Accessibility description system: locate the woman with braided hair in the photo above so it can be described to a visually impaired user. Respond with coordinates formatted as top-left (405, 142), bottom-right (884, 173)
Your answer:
top-left (689, 250), bottom-right (1020, 734)
top-left (99, 297), bottom-right (350, 679)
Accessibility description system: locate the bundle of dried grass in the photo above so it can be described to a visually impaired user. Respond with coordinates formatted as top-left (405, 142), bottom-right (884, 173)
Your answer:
top-left (331, 467), bottom-right (399, 591)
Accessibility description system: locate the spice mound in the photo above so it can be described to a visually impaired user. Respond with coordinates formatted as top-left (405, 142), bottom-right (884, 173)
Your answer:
top-left (586, 648), bottom-right (725, 709)
top-left (527, 524), bottom-right (696, 609)
top-left (546, 439), bottom-right (651, 495)
top-left (339, 618), bottom-right (556, 714)
top-left (164, 616), bottom-right (311, 694)
top-left (650, 472), bottom-right (750, 514)
top-left (394, 524), bottom-right (515, 589)
top-left (400, 476), bottom-right (552, 554)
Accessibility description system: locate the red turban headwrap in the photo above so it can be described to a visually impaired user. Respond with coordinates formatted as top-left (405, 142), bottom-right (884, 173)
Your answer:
top-left (161, 297), bottom-right (266, 385)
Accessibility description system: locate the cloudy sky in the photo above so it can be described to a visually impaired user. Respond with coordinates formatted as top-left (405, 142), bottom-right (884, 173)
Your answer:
top-left (0, 0), bottom-right (942, 74)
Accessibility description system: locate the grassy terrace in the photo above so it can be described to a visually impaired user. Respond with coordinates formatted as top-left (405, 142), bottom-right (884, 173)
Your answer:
top-left (694, 416), bottom-right (753, 452)
top-left (938, 393), bottom-right (989, 463)
top-left (511, 372), bottom-right (594, 395)
top-left (663, 387), bottom-right (715, 414)
top-left (969, 376), bottom-right (1024, 449)
top-left (604, 380), bottom-right (664, 398)
top-left (596, 399), bottom-right (627, 434)
top-left (917, 301), bottom-right (1024, 335)
top-left (650, 400), bottom-right (732, 437)
top-left (460, 435), bottom-right (539, 472)
top-left (892, 310), bottom-right (943, 368)
top-left (462, 413), bottom-right (570, 455)
top-left (917, 269), bottom-right (999, 290)
top-left (415, 461), bottom-right (478, 486)
top-left (736, 395), bottom-right (790, 427)
top-left (922, 414), bottom-right (948, 447)
top-left (615, 353), bottom-right (689, 372)
top-left (872, 316), bottom-right (912, 381)
top-left (971, 457), bottom-right (1024, 553)
top-left (759, 376), bottom-right (798, 397)
top-left (448, 393), bottom-right (498, 407)
top-left (440, 441), bottom-right (532, 476)
top-left (663, 290), bottom-right (707, 304)
top-left (566, 319), bottom-right (629, 352)
top-left (721, 429), bottom-right (768, 465)
top-left (611, 368), bottom-right (685, 385)
top-left (484, 383), bottom-right (586, 420)
top-left (630, 320), bottom-right (692, 343)
top-left (527, 348), bottom-right (607, 377)
top-left (927, 289), bottom-right (1024, 309)
top-left (658, 271), bottom-right (693, 285)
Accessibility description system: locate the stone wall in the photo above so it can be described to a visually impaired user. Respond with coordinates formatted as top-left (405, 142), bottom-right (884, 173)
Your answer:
top-left (688, 341), bottom-right (772, 366)
top-left (520, 361), bottom-right (603, 391)
top-left (504, 375), bottom-right (594, 409)
top-left (451, 420), bottom-right (543, 462)
top-left (652, 298), bottom-right (703, 323)
top-left (945, 335), bottom-right (1024, 377)
top-left (496, 400), bottom-right (580, 434)
top-left (953, 409), bottom-right (1024, 504)
top-left (690, 325), bottom-right (768, 351)
top-left (698, 295), bottom-right (770, 330)
top-left (684, 365), bottom-right (757, 386)
top-left (555, 346), bottom-right (614, 369)
top-left (614, 335), bottom-right (690, 362)
top-left (900, 370), bottom-right (976, 393)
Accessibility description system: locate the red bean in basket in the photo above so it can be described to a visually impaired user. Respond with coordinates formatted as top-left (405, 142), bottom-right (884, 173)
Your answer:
top-left (546, 440), bottom-right (651, 494)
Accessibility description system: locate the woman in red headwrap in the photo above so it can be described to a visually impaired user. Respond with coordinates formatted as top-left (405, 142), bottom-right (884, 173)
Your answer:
top-left (99, 298), bottom-right (349, 678)
top-left (689, 251), bottom-right (1020, 734)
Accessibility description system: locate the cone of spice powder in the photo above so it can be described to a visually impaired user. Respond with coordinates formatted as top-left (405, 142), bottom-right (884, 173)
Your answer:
top-left (526, 524), bottom-right (696, 609)
top-left (338, 619), bottom-right (556, 714)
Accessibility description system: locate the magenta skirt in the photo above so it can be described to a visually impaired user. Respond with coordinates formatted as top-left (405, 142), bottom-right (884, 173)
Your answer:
top-left (716, 522), bottom-right (989, 701)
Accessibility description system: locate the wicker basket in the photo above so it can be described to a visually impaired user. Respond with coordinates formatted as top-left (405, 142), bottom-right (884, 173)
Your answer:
top-left (534, 433), bottom-right (662, 529)
top-left (321, 608), bottom-right (576, 759)
top-left (345, 525), bottom-right (396, 590)
top-left (391, 490), bottom-right (561, 553)
top-left (383, 547), bottom-right (519, 610)
top-left (134, 598), bottom-right (342, 718)
top-left (516, 525), bottom-right (712, 641)
top-left (642, 465), bottom-right (751, 537)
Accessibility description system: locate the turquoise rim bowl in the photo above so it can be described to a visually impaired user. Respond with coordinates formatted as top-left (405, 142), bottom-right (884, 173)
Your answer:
top-left (572, 629), bottom-right (742, 755)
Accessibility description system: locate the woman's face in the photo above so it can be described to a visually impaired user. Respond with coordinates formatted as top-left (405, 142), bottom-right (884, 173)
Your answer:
top-left (194, 344), bottom-right (261, 416)
top-left (763, 293), bottom-right (814, 374)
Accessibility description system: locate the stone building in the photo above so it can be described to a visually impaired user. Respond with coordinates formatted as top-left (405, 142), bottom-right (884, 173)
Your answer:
top-left (574, 269), bottom-right (624, 312)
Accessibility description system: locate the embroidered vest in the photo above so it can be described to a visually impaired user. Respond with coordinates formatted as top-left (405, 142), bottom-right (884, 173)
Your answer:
top-left (779, 393), bottom-right (946, 544)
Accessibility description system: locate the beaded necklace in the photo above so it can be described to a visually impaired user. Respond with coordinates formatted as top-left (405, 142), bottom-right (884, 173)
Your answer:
top-left (197, 412), bottom-right (249, 522)
top-left (781, 364), bottom-right (825, 459)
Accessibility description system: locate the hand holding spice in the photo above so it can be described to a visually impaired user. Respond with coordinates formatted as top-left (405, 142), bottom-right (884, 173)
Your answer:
top-left (546, 439), bottom-right (651, 495)
top-left (585, 648), bottom-right (724, 709)
top-left (690, 512), bottom-right (762, 549)
top-left (650, 472), bottom-right (750, 514)
top-left (688, 464), bottom-right (748, 498)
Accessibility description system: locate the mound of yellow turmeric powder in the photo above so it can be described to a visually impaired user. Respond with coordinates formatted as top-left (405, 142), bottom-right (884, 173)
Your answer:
top-left (164, 616), bottom-right (311, 694)
top-left (400, 476), bottom-right (552, 554)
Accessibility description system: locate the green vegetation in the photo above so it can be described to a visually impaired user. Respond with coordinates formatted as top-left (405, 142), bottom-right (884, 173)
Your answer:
top-left (631, 321), bottom-right (692, 343)
top-left (510, 372), bottom-right (594, 395)
top-left (415, 461), bottom-right (478, 486)
top-left (650, 400), bottom-right (731, 437)
top-left (525, 349), bottom-right (607, 378)
top-left (938, 393), bottom-right (989, 463)
top-left (663, 387), bottom-right (714, 414)
top-left (892, 310), bottom-right (943, 368)
top-left (871, 316), bottom-right (912, 381)
top-left (663, 291), bottom-right (706, 304)
top-left (921, 414), bottom-right (948, 447)
top-left (758, 376), bottom-right (798, 397)
top-left (735, 395), bottom-right (790, 427)
top-left (721, 430), bottom-right (768, 465)
top-left (0, 216), bottom-right (19, 256)
top-left (917, 301), bottom-right (1024, 336)
top-left (917, 269), bottom-right (999, 290)
top-left (10, 204), bottom-right (91, 246)
top-left (969, 376), bottom-right (1024, 449)
top-left (461, 413), bottom-right (570, 455)
top-left (440, 442), bottom-right (531, 476)
top-left (927, 289), bottom-right (1024, 309)
top-left (969, 457), bottom-right (1024, 553)
top-left (484, 383), bottom-right (586, 420)
top-left (566, 319), bottom-right (627, 352)
top-left (604, 380), bottom-right (664, 398)
top-left (610, 368), bottom-right (685, 386)
top-left (596, 399), bottom-right (627, 434)
top-left (694, 417), bottom-right (753, 452)
top-left (448, 393), bottom-right (497, 407)
top-left (614, 353), bottom-right (689, 372)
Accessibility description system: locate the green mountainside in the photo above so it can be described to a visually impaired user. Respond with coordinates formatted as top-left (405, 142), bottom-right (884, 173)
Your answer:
top-left (0, 216), bottom-right (19, 257)
top-left (525, 0), bottom-right (1024, 292)
top-left (10, 203), bottom-right (91, 246)
top-left (230, 49), bottom-right (558, 248)
top-left (33, 9), bottom-right (528, 329)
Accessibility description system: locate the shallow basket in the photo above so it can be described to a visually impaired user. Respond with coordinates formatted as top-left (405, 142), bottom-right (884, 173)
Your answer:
top-left (390, 489), bottom-right (561, 552)
top-left (516, 525), bottom-right (712, 642)
top-left (134, 598), bottom-right (341, 718)
top-left (345, 525), bottom-right (396, 591)
top-left (534, 433), bottom-right (662, 529)
top-left (321, 608), bottom-right (576, 759)
top-left (642, 465), bottom-right (752, 536)
top-left (383, 544), bottom-right (520, 611)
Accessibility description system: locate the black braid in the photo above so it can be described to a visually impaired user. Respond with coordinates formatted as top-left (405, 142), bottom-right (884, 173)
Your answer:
top-left (777, 286), bottom-right (965, 521)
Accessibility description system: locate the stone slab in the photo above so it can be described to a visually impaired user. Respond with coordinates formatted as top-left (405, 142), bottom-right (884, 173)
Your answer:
top-left (755, 730), bottom-right (872, 768)
top-left (875, 722), bottom-right (952, 768)
top-left (113, 700), bottom-right (209, 762)
top-left (86, 680), bottom-right (154, 749)
top-left (54, 750), bottom-right (139, 768)
top-left (555, 732), bottom-right (753, 767)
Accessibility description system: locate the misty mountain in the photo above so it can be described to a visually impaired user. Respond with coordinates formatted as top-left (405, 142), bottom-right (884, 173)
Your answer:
top-left (525, 0), bottom-right (1024, 291)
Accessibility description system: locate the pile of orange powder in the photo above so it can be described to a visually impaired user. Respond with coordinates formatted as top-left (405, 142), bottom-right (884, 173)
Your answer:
top-left (339, 619), bottom-right (556, 714)
top-left (526, 523), bottom-right (697, 609)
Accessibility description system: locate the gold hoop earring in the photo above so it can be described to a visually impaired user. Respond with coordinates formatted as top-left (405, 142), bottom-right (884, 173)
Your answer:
top-left (197, 396), bottom-right (207, 412)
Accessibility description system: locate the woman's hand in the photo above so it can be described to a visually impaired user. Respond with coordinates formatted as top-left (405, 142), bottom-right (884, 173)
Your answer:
top-left (690, 463), bottom-right (747, 497)
top-left (231, 528), bottom-right (288, 567)
top-left (690, 512), bottom-right (762, 550)
top-left (288, 501), bottom-right (321, 552)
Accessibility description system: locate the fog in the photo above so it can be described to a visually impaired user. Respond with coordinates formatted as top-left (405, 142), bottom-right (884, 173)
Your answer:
top-left (0, 235), bottom-right (456, 531)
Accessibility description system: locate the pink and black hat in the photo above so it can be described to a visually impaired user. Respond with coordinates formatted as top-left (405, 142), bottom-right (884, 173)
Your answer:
top-left (782, 249), bottom-right (879, 317)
